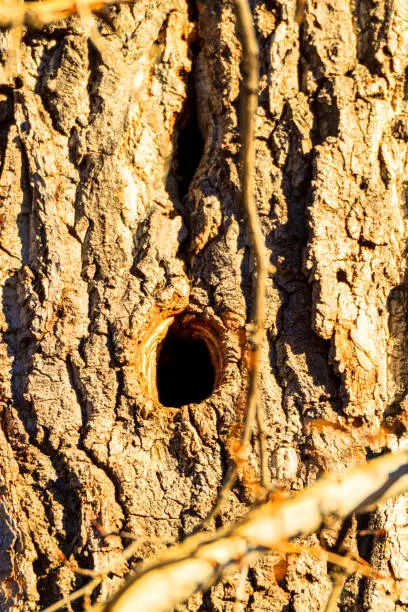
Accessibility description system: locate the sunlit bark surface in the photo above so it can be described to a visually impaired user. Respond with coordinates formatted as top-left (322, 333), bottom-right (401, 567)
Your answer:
top-left (1, 0), bottom-right (408, 609)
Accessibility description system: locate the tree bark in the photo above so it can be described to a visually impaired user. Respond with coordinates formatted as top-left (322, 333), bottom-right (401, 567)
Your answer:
top-left (1, 0), bottom-right (408, 610)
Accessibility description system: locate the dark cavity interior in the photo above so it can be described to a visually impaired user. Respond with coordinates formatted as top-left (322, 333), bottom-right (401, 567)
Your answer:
top-left (157, 321), bottom-right (215, 408)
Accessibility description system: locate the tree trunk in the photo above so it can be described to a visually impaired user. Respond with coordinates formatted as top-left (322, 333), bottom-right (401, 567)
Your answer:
top-left (1, 0), bottom-right (408, 610)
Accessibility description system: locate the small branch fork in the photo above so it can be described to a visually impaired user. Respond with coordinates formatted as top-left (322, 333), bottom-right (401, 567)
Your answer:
top-left (93, 449), bottom-right (408, 611)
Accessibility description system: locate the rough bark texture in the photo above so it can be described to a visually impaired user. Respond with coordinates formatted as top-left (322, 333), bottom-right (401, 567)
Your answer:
top-left (1, 0), bottom-right (408, 610)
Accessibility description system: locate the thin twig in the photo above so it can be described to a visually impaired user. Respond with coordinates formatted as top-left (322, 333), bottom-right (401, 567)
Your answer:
top-left (41, 536), bottom-right (176, 612)
top-left (42, 576), bottom-right (104, 612)
top-left (324, 574), bottom-right (347, 612)
top-left (275, 542), bottom-right (383, 582)
top-left (76, 0), bottom-right (106, 54)
top-left (71, 567), bottom-right (105, 577)
top-left (202, 0), bottom-right (271, 527)
top-left (233, 562), bottom-right (249, 612)
top-left (322, 515), bottom-right (353, 612)
top-left (235, 0), bottom-right (270, 486)
top-left (94, 449), bottom-right (408, 612)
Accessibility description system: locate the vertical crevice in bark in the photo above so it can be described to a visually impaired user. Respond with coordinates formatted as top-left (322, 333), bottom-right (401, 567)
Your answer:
top-left (107, 322), bottom-right (126, 418)
top-left (309, 79), bottom-right (341, 145)
top-left (356, 512), bottom-right (374, 563)
top-left (355, 0), bottom-right (394, 76)
top-left (86, 38), bottom-right (104, 117)
top-left (165, 5), bottom-right (205, 275)
top-left (65, 353), bottom-right (88, 442)
top-left (0, 85), bottom-right (14, 176)
top-left (34, 36), bottom-right (65, 134)
top-left (170, 46), bottom-right (204, 203)
top-left (17, 141), bottom-right (32, 269)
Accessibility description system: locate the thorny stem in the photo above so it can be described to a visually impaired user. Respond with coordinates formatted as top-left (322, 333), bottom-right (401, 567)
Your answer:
top-left (202, 0), bottom-right (271, 528)
top-left (273, 542), bottom-right (385, 582)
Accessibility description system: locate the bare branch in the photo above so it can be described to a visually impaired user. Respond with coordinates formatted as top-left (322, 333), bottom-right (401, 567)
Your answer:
top-left (94, 450), bottom-right (408, 612)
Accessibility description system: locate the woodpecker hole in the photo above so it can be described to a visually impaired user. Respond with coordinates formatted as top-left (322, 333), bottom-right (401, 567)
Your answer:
top-left (337, 269), bottom-right (348, 283)
top-left (157, 318), bottom-right (217, 407)
top-left (141, 314), bottom-right (222, 409)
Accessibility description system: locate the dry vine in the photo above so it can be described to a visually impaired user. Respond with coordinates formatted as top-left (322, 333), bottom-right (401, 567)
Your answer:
top-left (203, 0), bottom-right (273, 527)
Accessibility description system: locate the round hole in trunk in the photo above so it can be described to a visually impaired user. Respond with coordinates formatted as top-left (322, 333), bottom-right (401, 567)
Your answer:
top-left (156, 318), bottom-right (217, 408)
